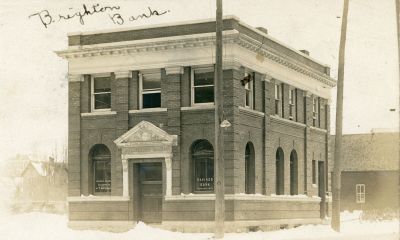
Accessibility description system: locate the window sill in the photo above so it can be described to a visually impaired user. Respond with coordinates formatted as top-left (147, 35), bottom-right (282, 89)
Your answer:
top-left (81, 111), bottom-right (117, 117)
top-left (165, 193), bottom-right (321, 202)
top-left (181, 105), bottom-right (215, 111)
top-left (238, 106), bottom-right (265, 117)
top-left (129, 108), bottom-right (167, 114)
top-left (67, 195), bottom-right (130, 202)
top-left (309, 126), bottom-right (328, 133)
top-left (270, 115), bottom-right (306, 128)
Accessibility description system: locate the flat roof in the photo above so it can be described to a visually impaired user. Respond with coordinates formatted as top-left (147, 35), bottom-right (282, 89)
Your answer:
top-left (67, 15), bottom-right (331, 75)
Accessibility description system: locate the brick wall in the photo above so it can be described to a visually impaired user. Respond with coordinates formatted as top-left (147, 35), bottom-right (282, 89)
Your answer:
top-left (69, 66), bottom-right (329, 199)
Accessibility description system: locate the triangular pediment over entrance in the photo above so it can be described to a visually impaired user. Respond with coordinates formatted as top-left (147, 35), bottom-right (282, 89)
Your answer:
top-left (114, 121), bottom-right (177, 147)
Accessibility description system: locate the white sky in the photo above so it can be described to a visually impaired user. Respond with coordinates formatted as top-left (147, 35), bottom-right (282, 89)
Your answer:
top-left (0, 0), bottom-right (398, 160)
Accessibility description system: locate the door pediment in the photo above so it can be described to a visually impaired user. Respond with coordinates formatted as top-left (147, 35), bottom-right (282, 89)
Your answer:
top-left (114, 121), bottom-right (177, 147)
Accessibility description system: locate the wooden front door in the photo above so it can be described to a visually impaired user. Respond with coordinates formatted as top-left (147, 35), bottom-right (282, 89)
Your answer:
top-left (138, 163), bottom-right (163, 223)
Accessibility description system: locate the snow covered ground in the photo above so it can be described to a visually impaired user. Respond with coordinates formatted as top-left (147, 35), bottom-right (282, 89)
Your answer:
top-left (0, 211), bottom-right (397, 240)
top-left (0, 176), bottom-right (397, 240)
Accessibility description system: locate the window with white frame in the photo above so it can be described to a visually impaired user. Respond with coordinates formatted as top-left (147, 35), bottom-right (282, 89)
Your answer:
top-left (92, 75), bottom-right (111, 111)
top-left (312, 96), bottom-right (319, 127)
top-left (289, 88), bottom-right (296, 120)
top-left (274, 83), bottom-right (282, 116)
top-left (356, 184), bottom-right (365, 203)
top-left (244, 72), bottom-right (254, 109)
top-left (191, 66), bottom-right (214, 105)
top-left (140, 70), bottom-right (161, 109)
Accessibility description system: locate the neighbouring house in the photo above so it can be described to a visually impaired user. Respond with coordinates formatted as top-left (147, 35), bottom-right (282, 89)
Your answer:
top-left (56, 16), bottom-right (336, 232)
top-left (15, 159), bottom-right (68, 212)
top-left (331, 131), bottom-right (399, 211)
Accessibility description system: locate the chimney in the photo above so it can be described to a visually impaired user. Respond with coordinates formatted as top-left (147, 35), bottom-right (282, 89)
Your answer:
top-left (300, 49), bottom-right (310, 56)
top-left (256, 27), bottom-right (268, 35)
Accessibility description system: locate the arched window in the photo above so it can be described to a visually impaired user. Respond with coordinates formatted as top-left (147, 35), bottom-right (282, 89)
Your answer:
top-left (90, 144), bottom-right (111, 195)
top-left (290, 150), bottom-right (298, 195)
top-left (245, 142), bottom-right (255, 194)
top-left (275, 148), bottom-right (284, 195)
top-left (192, 140), bottom-right (214, 192)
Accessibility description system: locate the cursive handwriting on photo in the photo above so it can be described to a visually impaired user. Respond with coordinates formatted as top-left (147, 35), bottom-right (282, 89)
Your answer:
top-left (28, 4), bottom-right (170, 28)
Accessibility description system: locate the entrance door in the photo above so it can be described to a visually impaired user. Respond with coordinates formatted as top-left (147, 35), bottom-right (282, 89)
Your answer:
top-left (318, 161), bottom-right (326, 218)
top-left (139, 162), bottom-right (163, 223)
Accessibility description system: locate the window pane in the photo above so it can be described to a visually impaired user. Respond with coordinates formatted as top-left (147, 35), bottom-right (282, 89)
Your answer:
top-left (141, 163), bottom-right (162, 181)
top-left (194, 157), bottom-right (214, 191)
top-left (94, 93), bottom-right (111, 109)
top-left (192, 140), bottom-right (214, 192)
top-left (143, 92), bottom-right (161, 108)
top-left (194, 72), bottom-right (214, 86)
top-left (245, 90), bottom-right (250, 107)
top-left (94, 77), bottom-right (111, 93)
top-left (143, 77), bottom-right (161, 90)
top-left (94, 161), bottom-right (111, 193)
top-left (194, 86), bottom-right (214, 103)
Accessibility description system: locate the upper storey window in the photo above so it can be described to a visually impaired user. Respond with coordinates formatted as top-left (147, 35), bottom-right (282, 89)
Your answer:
top-left (140, 70), bottom-right (161, 109)
top-left (92, 75), bottom-right (111, 111)
top-left (289, 88), bottom-right (296, 120)
top-left (312, 96), bottom-right (319, 127)
top-left (274, 83), bottom-right (282, 116)
top-left (191, 66), bottom-right (214, 105)
top-left (244, 72), bottom-right (254, 109)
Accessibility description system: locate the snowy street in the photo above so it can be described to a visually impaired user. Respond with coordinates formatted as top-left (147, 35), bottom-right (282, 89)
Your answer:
top-left (0, 211), bottom-right (397, 240)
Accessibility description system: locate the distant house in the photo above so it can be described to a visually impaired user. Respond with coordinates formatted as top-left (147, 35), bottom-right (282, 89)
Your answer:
top-left (15, 159), bottom-right (68, 212)
top-left (332, 131), bottom-right (399, 211)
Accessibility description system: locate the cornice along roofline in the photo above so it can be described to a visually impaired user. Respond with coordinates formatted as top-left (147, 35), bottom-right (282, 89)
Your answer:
top-left (57, 31), bottom-right (336, 88)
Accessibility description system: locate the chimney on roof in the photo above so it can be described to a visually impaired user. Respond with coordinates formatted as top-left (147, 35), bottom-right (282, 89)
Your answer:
top-left (256, 27), bottom-right (268, 34)
top-left (300, 49), bottom-right (310, 56)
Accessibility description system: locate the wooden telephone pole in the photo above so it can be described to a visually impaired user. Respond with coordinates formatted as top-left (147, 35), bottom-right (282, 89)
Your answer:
top-left (214, 0), bottom-right (225, 238)
top-left (332, 0), bottom-right (350, 232)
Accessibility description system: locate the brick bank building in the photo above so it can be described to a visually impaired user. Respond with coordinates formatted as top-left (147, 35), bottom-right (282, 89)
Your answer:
top-left (57, 16), bottom-right (336, 231)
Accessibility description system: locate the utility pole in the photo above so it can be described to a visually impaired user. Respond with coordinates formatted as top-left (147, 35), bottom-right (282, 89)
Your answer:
top-left (332, 0), bottom-right (350, 232)
top-left (214, 0), bottom-right (225, 238)
top-left (396, 1), bottom-right (400, 109)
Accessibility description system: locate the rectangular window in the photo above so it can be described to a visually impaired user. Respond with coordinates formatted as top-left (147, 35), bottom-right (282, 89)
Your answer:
top-left (92, 75), bottom-right (111, 111)
top-left (312, 96), bottom-right (319, 127)
top-left (289, 88), bottom-right (296, 120)
top-left (140, 70), bottom-right (161, 109)
top-left (245, 73), bottom-right (254, 109)
top-left (191, 67), bottom-right (214, 105)
top-left (312, 160), bottom-right (316, 184)
top-left (356, 184), bottom-right (366, 203)
top-left (274, 83), bottom-right (281, 116)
